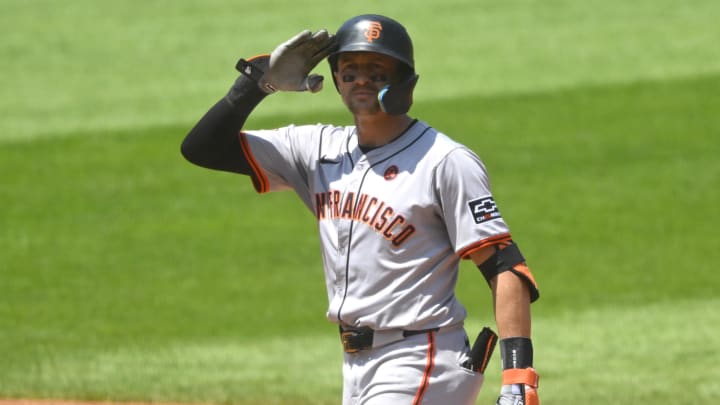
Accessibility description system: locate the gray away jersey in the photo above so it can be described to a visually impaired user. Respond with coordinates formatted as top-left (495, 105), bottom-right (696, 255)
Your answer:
top-left (240, 120), bottom-right (511, 330)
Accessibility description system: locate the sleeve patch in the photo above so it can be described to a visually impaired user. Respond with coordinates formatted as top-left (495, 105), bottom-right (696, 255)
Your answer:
top-left (468, 196), bottom-right (502, 224)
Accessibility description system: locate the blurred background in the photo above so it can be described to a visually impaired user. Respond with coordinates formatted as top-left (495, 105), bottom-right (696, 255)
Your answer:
top-left (1, 0), bottom-right (718, 404)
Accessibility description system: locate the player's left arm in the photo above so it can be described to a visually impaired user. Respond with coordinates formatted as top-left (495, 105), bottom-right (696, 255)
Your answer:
top-left (470, 245), bottom-right (540, 405)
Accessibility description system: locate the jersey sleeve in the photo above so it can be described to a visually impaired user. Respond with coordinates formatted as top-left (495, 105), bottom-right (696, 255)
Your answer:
top-left (238, 124), bottom-right (318, 198)
top-left (434, 147), bottom-right (512, 258)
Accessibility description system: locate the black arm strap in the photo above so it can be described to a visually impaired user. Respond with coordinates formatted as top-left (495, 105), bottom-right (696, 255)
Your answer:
top-left (478, 241), bottom-right (540, 302)
top-left (478, 242), bottom-right (526, 283)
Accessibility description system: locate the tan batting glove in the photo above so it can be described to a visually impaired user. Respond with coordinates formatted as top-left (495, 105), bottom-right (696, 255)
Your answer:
top-left (258, 29), bottom-right (337, 93)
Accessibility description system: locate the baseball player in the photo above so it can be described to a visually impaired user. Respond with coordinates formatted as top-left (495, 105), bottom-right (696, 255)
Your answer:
top-left (181, 14), bottom-right (540, 405)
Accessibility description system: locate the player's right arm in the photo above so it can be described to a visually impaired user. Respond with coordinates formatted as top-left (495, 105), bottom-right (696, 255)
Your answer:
top-left (181, 68), bottom-right (268, 174)
top-left (180, 30), bottom-right (336, 174)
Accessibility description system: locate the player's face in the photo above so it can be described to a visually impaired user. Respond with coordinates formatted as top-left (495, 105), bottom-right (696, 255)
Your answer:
top-left (334, 52), bottom-right (401, 115)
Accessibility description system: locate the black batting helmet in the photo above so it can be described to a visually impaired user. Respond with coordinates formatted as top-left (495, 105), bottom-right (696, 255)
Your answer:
top-left (328, 14), bottom-right (419, 115)
top-left (328, 14), bottom-right (415, 75)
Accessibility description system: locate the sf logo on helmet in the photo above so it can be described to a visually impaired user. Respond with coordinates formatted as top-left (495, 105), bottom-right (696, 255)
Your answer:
top-left (364, 21), bottom-right (382, 42)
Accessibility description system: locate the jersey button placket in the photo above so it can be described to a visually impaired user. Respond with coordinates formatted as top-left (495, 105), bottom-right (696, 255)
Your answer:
top-left (355, 154), bottom-right (368, 172)
top-left (335, 167), bottom-right (365, 322)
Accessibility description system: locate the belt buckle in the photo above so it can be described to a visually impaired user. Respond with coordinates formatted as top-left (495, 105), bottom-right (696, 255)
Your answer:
top-left (341, 330), bottom-right (361, 353)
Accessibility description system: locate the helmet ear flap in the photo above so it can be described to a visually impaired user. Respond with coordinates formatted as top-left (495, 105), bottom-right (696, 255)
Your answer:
top-left (378, 74), bottom-right (419, 115)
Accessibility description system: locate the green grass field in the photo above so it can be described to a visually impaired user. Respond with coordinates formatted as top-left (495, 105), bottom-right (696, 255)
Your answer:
top-left (2, 0), bottom-right (719, 404)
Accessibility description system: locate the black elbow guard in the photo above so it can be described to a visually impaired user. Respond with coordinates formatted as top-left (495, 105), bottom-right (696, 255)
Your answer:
top-left (478, 241), bottom-right (540, 302)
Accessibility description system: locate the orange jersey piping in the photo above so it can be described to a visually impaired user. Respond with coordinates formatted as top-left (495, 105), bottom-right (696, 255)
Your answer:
top-left (458, 232), bottom-right (512, 259)
top-left (238, 131), bottom-right (270, 194)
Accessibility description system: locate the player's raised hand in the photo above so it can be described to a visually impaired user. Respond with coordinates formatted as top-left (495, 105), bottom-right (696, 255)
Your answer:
top-left (256, 29), bottom-right (337, 93)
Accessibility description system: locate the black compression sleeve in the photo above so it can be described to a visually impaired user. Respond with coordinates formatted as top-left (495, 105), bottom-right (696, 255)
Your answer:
top-left (180, 75), bottom-right (268, 174)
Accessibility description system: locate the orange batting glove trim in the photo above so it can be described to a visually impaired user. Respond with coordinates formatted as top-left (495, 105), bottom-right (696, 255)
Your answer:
top-left (502, 367), bottom-right (539, 388)
top-left (525, 387), bottom-right (540, 405)
top-left (246, 53), bottom-right (271, 62)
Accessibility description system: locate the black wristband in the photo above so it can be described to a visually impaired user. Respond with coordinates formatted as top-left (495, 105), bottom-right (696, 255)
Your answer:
top-left (236, 57), bottom-right (266, 83)
top-left (500, 337), bottom-right (533, 370)
top-left (235, 55), bottom-right (276, 94)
